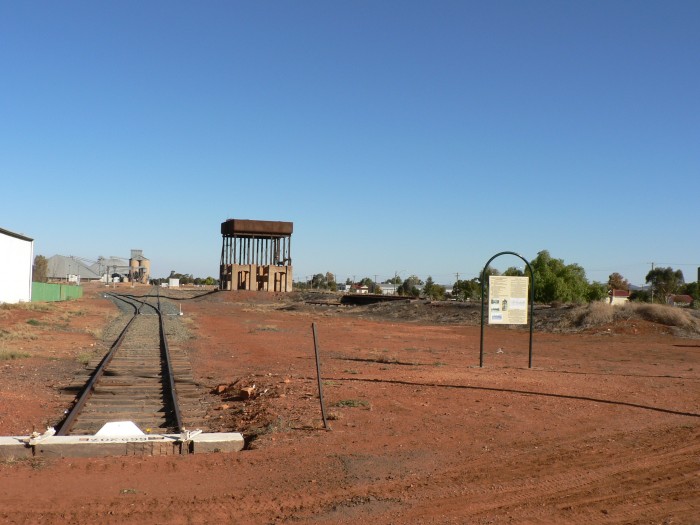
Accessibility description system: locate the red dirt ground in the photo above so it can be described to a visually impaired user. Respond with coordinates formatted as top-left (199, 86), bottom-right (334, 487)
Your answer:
top-left (1, 283), bottom-right (698, 524)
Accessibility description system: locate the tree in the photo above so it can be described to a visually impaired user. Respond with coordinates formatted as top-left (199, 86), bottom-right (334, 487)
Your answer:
top-left (646, 267), bottom-right (684, 302)
top-left (304, 271), bottom-right (339, 290)
top-left (680, 281), bottom-right (698, 300)
top-left (629, 289), bottom-right (651, 303)
top-left (33, 255), bottom-right (48, 283)
top-left (504, 266), bottom-right (524, 276)
top-left (162, 272), bottom-right (216, 286)
top-left (608, 272), bottom-right (630, 291)
top-left (452, 278), bottom-right (481, 301)
top-left (397, 275), bottom-right (422, 297)
top-left (325, 272), bottom-right (337, 292)
top-left (422, 276), bottom-right (435, 298)
top-left (587, 282), bottom-right (608, 302)
top-left (410, 275), bottom-right (424, 286)
top-left (311, 273), bottom-right (326, 289)
top-left (481, 266), bottom-right (501, 278)
top-left (422, 276), bottom-right (446, 300)
top-left (359, 277), bottom-right (381, 294)
top-left (528, 250), bottom-right (590, 303)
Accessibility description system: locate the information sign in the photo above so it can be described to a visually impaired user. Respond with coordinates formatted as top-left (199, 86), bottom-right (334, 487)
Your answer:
top-left (488, 275), bottom-right (529, 325)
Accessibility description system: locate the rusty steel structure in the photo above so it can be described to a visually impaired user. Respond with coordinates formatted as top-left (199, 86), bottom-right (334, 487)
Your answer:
top-left (219, 219), bottom-right (293, 292)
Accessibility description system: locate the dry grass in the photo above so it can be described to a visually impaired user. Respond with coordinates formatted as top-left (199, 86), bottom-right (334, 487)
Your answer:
top-left (58, 309), bottom-right (86, 324)
top-left (564, 302), bottom-right (614, 329)
top-left (250, 324), bottom-right (281, 333)
top-left (0, 302), bottom-right (52, 312)
top-left (0, 349), bottom-right (32, 360)
top-left (564, 301), bottom-right (699, 332)
top-left (76, 351), bottom-right (97, 366)
top-left (0, 302), bottom-right (52, 320)
top-left (619, 303), bottom-right (698, 329)
top-left (181, 316), bottom-right (195, 328)
top-left (83, 327), bottom-right (104, 339)
top-left (0, 326), bottom-right (38, 341)
top-left (241, 304), bottom-right (285, 313)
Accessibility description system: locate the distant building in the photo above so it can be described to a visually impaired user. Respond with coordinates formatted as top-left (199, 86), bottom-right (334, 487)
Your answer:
top-left (0, 227), bottom-right (33, 304)
top-left (608, 289), bottom-right (630, 306)
top-left (46, 255), bottom-right (103, 282)
top-left (668, 294), bottom-right (693, 307)
top-left (99, 256), bottom-right (130, 280)
top-left (219, 219), bottom-right (293, 292)
top-left (128, 249), bottom-right (150, 284)
top-left (45, 252), bottom-right (147, 283)
top-left (378, 283), bottom-right (397, 295)
top-left (351, 284), bottom-right (369, 294)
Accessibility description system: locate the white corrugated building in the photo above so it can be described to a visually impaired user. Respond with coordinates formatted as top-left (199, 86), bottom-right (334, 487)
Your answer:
top-left (0, 227), bottom-right (34, 303)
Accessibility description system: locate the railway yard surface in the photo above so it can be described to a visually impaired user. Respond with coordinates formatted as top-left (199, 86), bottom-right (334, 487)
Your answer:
top-left (1, 282), bottom-right (698, 524)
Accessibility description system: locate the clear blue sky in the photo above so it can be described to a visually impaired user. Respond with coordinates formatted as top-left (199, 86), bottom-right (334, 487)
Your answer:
top-left (2, 1), bottom-right (698, 286)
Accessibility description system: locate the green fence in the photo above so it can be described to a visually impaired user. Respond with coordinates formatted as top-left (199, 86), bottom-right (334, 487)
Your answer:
top-left (31, 282), bottom-right (83, 302)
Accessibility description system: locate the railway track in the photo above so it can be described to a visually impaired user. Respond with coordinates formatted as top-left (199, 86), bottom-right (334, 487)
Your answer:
top-left (57, 289), bottom-right (206, 436)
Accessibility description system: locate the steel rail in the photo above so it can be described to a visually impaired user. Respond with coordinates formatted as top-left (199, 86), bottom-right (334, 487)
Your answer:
top-left (56, 294), bottom-right (140, 436)
top-left (156, 286), bottom-right (184, 432)
top-left (111, 288), bottom-right (184, 431)
top-left (57, 290), bottom-right (183, 435)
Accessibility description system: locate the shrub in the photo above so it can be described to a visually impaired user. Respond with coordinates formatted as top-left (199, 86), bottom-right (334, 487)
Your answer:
top-left (565, 302), bottom-right (614, 328)
top-left (619, 303), bottom-right (697, 329)
top-left (562, 301), bottom-right (700, 333)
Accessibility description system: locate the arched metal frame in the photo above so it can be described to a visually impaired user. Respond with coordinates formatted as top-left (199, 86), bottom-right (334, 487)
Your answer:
top-left (479, 251), bottom-right (535, 368)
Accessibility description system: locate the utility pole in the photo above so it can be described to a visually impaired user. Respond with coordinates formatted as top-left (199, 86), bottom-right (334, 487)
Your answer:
top-left (455, 272), bottom-right (460, 282)
top-left (649, 262), bottom-right (654, 303)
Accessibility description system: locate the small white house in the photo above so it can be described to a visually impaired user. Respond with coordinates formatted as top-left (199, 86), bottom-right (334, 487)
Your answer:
top-left (668, 295), bottom-right (693, 307)
top-left (169, 278), bottom-right (180, 288)
top-left (0, 227), bottom-right (34, 303)
top-left (352, 283), bottom-right (369, 294)
top-left (378, 283), bottom-right (397, 295)
top-left (608, 289), bottom-right (630, 306)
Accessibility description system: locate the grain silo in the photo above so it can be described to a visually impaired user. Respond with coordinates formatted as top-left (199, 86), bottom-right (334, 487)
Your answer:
top-left (140, 258), bottom-right (151, 283)
top-left (128, 249), bottom-right (150, 284)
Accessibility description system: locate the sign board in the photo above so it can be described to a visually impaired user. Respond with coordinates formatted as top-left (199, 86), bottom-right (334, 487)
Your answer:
top-left (488, 275), bottom-right (529, 325)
